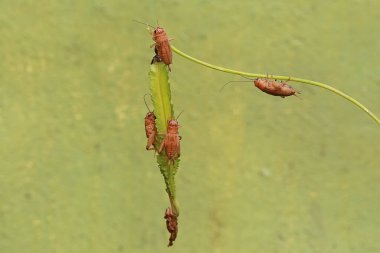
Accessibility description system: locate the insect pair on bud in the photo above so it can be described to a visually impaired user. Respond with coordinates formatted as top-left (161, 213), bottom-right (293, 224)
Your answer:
top-left (144, 94), bottom-right (182, 163)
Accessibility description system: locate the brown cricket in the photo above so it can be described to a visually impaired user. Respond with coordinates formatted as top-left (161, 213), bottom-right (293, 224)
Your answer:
top-left (158, 112), bottom-right (182, 163)
top-left (221, 75), bottom-right (301, 98)
top-left (164, 207), bottom-right (178, 247)
top-left (254, 78), bottom-right (300, 98)
top-left (134, 20), bottom-right (173, 71)
top-left (144, 94), bottom-right (157, 150)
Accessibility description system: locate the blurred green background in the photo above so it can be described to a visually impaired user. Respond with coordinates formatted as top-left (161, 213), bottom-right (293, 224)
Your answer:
top-left (1, 1), bottom-right (379, 252)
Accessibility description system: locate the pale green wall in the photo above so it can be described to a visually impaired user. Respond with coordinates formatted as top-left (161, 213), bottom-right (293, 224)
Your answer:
top-left (1, 1), bottom-right (379, 252)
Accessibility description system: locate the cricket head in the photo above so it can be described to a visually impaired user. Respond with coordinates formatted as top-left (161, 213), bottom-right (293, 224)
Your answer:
top-left (253, 78), bottom-right (263, 88)
top-left (154, 27), bottom-right (165, 35)
top-left (145, 111), bottom-right (156, 121)
top-left (153, 27), bottom-right (167, 39)
top-left (167, 119), bottom-right (179, 133)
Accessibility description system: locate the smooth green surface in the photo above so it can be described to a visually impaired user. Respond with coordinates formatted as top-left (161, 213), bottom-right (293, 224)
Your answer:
top-left (0, 1), bottom-right (379, 253)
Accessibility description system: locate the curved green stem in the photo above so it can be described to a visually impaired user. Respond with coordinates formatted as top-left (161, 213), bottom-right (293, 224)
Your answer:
top-left (171, 45), bottom-right (380, 126)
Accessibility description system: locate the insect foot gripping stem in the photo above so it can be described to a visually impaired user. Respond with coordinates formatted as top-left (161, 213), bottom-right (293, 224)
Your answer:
top-left (164, 207), bottom-right (178, 247)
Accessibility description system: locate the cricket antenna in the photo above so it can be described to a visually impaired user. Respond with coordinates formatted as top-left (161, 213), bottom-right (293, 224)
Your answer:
top-left (294, 91), bottom-right (303, 100)
top-left (219, 81), bottom-right (252, 92)
top-left (144, 93), bottom-right (152, 112)
top-left (240, 75), bottom-right (255, 81)
top-left (132, 19), bottom-right (155, 29)
top-left (175, 110), bottom-right (184, 120)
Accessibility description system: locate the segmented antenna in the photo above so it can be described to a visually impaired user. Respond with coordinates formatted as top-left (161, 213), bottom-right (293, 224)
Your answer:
top-left (175, 110), bottom-right (184, 120)
top-left (132, 19), bottom-right (155, 29)
top-left (219, 81), bottom-right (252, 92)
top-left (144, 93), bottom-right (152, 112)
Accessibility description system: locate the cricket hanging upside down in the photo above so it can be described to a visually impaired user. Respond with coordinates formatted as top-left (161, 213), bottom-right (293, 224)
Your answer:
top-left (221, 75), bottom-right (301, 98)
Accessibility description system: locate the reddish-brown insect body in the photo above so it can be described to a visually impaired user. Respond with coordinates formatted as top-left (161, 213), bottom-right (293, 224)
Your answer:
top-left (164, 207), bottom-right (178, 247)
top-left (221, 76), bottom-right (300, 98)
top-left (133, 20), bottom-right (173, 70)
top-left (151, 27), bottom-right (173, 71)
top-left (145, 111), bottom-right (157, 150)
top-left (158, 119), bottom-right (181, 163)
top-left (253, 78), bottom-right (299, 98)
top-left (144, 95), bottom-right (157, 150)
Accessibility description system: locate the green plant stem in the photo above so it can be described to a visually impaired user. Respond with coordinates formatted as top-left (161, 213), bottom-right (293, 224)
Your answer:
top-left (171, 45), bottom-right (380, 126)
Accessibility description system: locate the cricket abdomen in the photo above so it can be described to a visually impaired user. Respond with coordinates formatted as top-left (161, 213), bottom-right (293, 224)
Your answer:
top-left (165, 134), bottom-right (180, 159)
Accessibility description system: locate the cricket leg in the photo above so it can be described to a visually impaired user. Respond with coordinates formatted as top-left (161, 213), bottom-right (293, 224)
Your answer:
top-left (146, 133), bottom-right (156, 150)
top-left (177, 143), bottom-right (180, 158)
top-left (158, 136), bottom-right (166, 154)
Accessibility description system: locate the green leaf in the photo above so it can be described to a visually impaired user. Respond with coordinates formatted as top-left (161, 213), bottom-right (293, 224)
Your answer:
top-left (149, 63), bottom-right (173, 132)
top-left (149, 62), bottom-right (180, 216)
